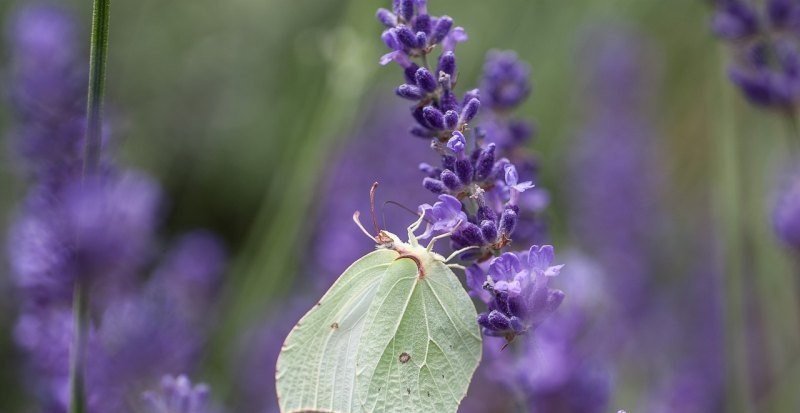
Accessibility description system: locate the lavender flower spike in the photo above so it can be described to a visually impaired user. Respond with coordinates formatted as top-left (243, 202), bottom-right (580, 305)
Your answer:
top-left (477, 245), bottom-right (565, 340)
top-left (142, 375), bottom-right (214, 413)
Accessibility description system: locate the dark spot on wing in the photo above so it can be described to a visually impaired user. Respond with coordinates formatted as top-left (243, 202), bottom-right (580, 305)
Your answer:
top-left (399, 352), bottom-right (411, 363)
top-left (406, 388), bottom-right (411, 395)
top-left (427, 391), bottom-right (431, 397)
top-left (330, 322), bottom-right (339, 329)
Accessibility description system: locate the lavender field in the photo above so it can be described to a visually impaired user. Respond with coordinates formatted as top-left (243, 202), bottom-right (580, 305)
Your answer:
top-left (0, 0), bottom-right (798, 412)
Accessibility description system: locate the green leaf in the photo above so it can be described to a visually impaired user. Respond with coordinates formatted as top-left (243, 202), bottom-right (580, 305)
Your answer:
top-left (276, 237), bottom-right (482, 413)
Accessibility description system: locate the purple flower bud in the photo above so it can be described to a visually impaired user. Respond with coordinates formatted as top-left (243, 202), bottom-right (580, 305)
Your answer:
top-left (477, 205), bottom-right (497, 222)
top-left (403, 63), bottom-right (420, 84)
top-left (463, 88), bottom-right (480, 105)
top-left (422, 106), bottom-right (446, 129)
top-left (443, 110), bottom-right (459, 129)
top-left (396, 84), bottom-right (424, 100)
top-left (442, 154), bottom-right (456, 171)
top-left (381, 29), bottom-right (400, 50)
top-left (480, 220), bottom-right (498, 243)
top-left (395, 26), bottom-right (418, 49)
top-left (398, 0), bottom-right (414, 22)
top-left (410, 125), bottom-right (434, 138)
top-left (479, 310), bottom-right (512, 332)
top-left (376, 8), bottom-right (398, 27)
top-left (458, 222), bottom-right (485, 246)
top-left (455, 158), bottom-right (473, 184)
top-left (430, 15), bottom-right (453, 45)
top-left (412, 106), bottom-right (430, 128)
top-left (415, 67), bottom-right (438, 92)
top-left (419, 162), bottom-right (441, 177)
top-left (447, 131), bottom-right (466, 153)
top-left (474, 143), bottom-right (496, 181)
top-left (415, 31), bottom-right (428, 49)
top-left (440, 90), bottom-right (459, 112)
top-left (460, 97), bottom-right (480, 123)
top-left (437, 51), bottom-right (457, 77)
top-left (500, 207), bottom-right (518, 235)
top-left (423, 177), bottom-right (446, 194)
top-left (415, 0), bottom-right (428, 15)
top-left (414, 13), bottom-right (431, 35)
top-left (441, 169), bottom-right (462, 190)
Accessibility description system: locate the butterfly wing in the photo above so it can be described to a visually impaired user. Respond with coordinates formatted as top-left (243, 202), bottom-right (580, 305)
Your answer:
top-left (276, 249), bottom-right (399, 413)
top-left (356, 257), bottom-right (482, 413)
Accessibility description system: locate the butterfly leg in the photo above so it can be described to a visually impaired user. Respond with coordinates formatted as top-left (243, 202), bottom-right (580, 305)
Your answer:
top-left (407, 213), bottom-right (426, 246)
top-left (447, 263), bottom-right (466, 271)
top-left (444, 246), bottom-right (479, 263)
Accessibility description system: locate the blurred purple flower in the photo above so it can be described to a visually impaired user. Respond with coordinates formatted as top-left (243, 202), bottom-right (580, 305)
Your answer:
top-left (308, 103), bottom-right (432, 285)
top-left (5, 3), bottom-right (93, 188)
top-left (569, 27), bottom-right (662, 321)
top-left (711, 0), bottom-right (800, 109)
top-left (772, 168), bottom-right (800, 249)
top-left (8, 172), bottom-right (162, 305)
top-left (13, 232), bottom-right (225, 412)
top-left (234, 298), bottom-right (312, 413)
top-left (142, 375), bottom-right (215, 413)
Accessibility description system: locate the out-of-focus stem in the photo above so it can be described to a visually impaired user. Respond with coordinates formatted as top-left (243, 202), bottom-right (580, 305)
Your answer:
top-left (68, 280), bottom-right (89, 413)
top-left (70, 0), bottom-right (111, 411)
top-left (715, 55), bottom-right (754, 413)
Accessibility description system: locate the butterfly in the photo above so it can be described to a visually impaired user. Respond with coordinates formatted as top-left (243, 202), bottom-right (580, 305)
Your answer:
top-left (276, 185), bottom-right (482, 413)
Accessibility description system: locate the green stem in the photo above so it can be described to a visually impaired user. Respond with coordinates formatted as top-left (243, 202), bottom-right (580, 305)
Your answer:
top-left (70, 0), bottom-right (111, 411)
top-left (68, 280), bottom-right (89, 413)
top-left (82, 0), bottom-right (112, 176)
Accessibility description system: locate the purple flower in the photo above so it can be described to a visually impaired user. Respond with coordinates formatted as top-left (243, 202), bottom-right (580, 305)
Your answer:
top-left (711, 0), bottom-right (800, 109)
top-left (142, 375), bottom-right (215, 413)
top-left (504, 164), bottom-right (534, 193)
top-left (477, 245), bottom-right (565, 339)
top-left (480, 50), bottom-right (532, 111)
top-left (9, 171), bottom-right (162, 304)
top-left (6, 4), bottom-right (89, 187)
top-left (418, 194), bottom-right (467, 239)
top-left (570, 27), bottom-right (662, 321)
top-left (710, 0), bottom-right (759, 41)
top-left (772, 168), bottom-right (800, 249)
top-left (446, 131), bottom-right (466, 154)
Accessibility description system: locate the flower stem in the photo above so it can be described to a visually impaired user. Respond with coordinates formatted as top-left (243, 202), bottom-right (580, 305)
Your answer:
top-left (68, 279), bottom-right (89, 413)
top-left (70, 0), bottom-right (111, 411)
top-left (82, 0), bottom-right (112, 176)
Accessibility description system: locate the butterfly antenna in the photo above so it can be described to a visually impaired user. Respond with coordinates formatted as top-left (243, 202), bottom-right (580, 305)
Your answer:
top-left (383, 201), bottom-right (430, 224)
top-left (369, 182), bottom-right (381, 236)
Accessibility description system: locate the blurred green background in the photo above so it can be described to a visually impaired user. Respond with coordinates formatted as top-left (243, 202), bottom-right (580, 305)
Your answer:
top-left (2, 0), bottom-right (800, 411)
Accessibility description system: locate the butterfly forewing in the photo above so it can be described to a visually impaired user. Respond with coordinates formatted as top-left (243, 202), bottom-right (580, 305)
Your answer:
top-left (276, 249), bottom-right (399, 413)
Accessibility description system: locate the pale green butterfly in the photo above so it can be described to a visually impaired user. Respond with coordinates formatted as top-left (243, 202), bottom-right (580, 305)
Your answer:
top-left (275, 186), bottom-right (482, 413)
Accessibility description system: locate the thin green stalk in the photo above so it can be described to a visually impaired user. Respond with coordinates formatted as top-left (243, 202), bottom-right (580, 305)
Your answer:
top-left (715, 57), bottom-right (754, 413)
top-left (68, 280), bottom-right (89, 413)
top-left (70, 0), bottom-right (111, 412)
top-left (83, 0), bottom-right (112, 176)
